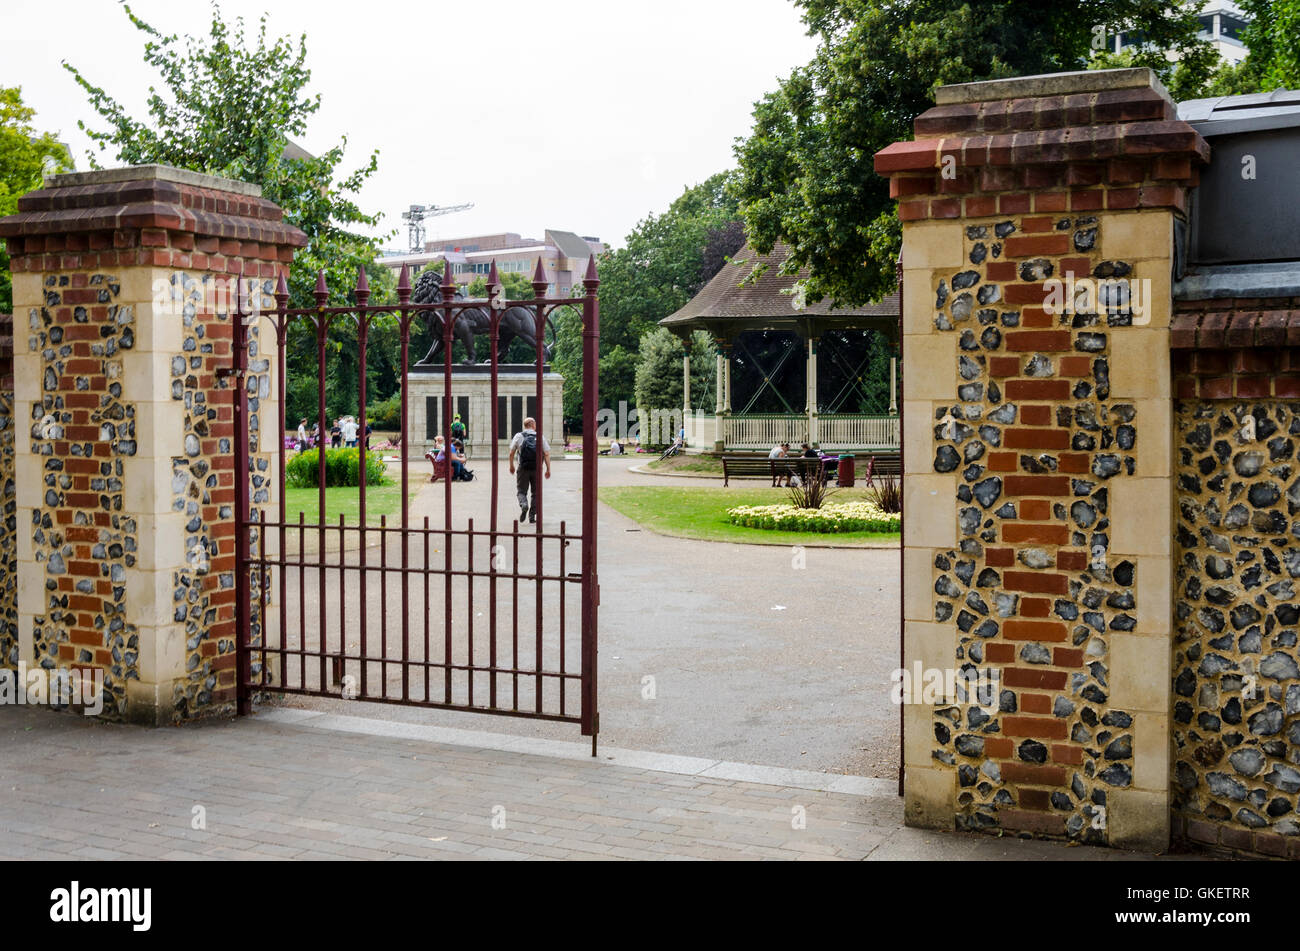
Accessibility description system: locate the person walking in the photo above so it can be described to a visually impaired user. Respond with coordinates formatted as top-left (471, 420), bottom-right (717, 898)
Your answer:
top-left (296, 418), bottom-right (308, 452)
top-left (508, 417), bottom-right (551, 523)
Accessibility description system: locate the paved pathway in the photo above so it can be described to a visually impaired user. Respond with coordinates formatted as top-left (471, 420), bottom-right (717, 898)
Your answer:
top-left (281, 455), bottom-right (903, 778)
top-left (0, 704), bottom-right (1192, 861)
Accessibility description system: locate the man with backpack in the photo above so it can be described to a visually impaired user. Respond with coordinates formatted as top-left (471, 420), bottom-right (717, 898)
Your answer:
top-left (508, 417), bottom-right (551, 523)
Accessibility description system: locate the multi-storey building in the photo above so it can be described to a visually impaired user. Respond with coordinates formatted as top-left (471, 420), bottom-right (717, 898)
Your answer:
top-left (1109, 1), bottom-right (1252, 65)
top-left (379, 230), bottom-right (606, 298)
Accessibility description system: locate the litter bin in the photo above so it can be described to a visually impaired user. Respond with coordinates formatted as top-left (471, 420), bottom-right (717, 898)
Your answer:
top-left (837, 454), bottom-right (855, 488)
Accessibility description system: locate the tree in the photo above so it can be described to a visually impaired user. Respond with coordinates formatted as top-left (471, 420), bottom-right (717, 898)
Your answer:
top-left (733, 0), bottom-right (1220, 309)
top-left (65, 3), bottom-right (389, 426)
top-left (634, 328), bottom-right (716, 426)
top-left (1234, 0), bottom-right (1300, 92)
top-left (0, 87), bottom-right (72, 313)
top-left (595, 172), bottom-right (741, 412)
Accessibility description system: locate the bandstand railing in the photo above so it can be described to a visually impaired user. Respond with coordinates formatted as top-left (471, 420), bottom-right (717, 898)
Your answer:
top-left (719, 413), bottom-right (899, 450)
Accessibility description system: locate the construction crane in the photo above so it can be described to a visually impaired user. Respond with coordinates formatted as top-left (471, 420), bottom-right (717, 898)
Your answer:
top-left (402, 202), bottom-right (474, 253)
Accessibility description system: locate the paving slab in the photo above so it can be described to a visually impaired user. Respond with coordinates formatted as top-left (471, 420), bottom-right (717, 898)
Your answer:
top-left (0, 704), bottom-right (1196, 862)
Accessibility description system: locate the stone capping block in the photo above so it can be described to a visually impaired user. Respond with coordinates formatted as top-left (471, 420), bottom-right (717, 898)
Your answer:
top-left (0, 164), bottom-right (307, 249)
top-left (934, 67), bottom-right (1171, 107)
top-left (45, 164), bottom-right (263, 198)
top-left (875, 121), bottom-right (1209, 174)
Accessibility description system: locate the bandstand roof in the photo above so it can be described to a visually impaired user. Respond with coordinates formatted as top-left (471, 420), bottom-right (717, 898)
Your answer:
top-left (660, 241), bottom-right (900, 340)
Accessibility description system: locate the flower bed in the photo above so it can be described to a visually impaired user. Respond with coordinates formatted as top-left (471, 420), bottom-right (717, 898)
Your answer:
top-left (726, 500), bottom-right (900, 534)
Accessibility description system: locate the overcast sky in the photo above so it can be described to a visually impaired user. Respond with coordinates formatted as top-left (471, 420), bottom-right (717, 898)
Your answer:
top-left (5, 0), bottom-right (817, 251)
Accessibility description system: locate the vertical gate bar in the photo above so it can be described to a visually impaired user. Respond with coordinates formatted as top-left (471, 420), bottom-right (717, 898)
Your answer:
top-left (530, 261), bottom-right (547, 713)
top-left (338, 512), bottom-right (346, 689)
top-left (559, 520), bottom-right (566, 717)
top-left (274, 277), bottom-right (289, 690)
top-left (580, 257), bottom-right (600, 744)
top-left (355, 276), bottom-right (371, 692)
top-left (467, 517), bottom-right (474, 706)
top-left (298, 511), bottom-right (305, 690)
top-left (423, 516), bottom-right (430, 702)
top-left (512, 522), bottom-right (519, 710)
top-left (313, 272), bottom-right (329, 694)
top-left (397, 268), bottom-right (412, 702)
top-left (258, 510), bottom-right (267, 686)
top-left (359, 429), bottom-right (369, 700)
top-left (380, 514), bottom-right (388, 698)
top-left (441, 267), bottom-right (455, 705)
top-left (487, 261), bottom-right (500, 710)
top-left (233, 284), bottom-right (251, 714)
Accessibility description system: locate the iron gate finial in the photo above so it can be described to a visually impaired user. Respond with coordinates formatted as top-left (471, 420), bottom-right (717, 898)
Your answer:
top-left (354, 265), bottom-right (371, 307)
top-left (313, 269), bottom-right (329, 308)
top-left (397, 264), bottom-right (412, 305)
top-left (531, 257), bottom-right (548, 297)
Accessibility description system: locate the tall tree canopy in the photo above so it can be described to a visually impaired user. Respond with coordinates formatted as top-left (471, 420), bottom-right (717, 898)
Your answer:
top-left (590, 172), bottom-right (744, 418)
top-left (0, 87), bottom-right (72, 313)
top-left (1234, 0), bottom-right (1300, 92)
top-left (65, 3), bottom-right (399, 425)
top-left (732, 0), bottom-right (1220, 309)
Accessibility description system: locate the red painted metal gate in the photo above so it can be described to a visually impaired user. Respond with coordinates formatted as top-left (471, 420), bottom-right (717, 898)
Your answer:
top-left (231, 259), bottom-right (600, 747)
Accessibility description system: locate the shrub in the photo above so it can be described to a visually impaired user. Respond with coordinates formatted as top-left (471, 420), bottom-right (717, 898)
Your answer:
top-left (787, 470), bottom-right (835, 509)
top-left (367, 391), bottom-right (403, 430)
top-left (868, 475), bottom-right (902, 514)
top-left (726, 500), bottom-right (900, 534)
top-left (285, 448), bottom-right (387, 488)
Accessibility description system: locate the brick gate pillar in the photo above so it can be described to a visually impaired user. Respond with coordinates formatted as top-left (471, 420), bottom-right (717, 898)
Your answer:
top-left (876, 69), bottom-right (1207, 849)
top-left (0, 165), bottom-right (306, 724)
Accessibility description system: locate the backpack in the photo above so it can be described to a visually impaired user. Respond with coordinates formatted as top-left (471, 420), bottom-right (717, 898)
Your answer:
top-left (451, 420), bottom-right (466, 439)
top-left (519, 431), bottom-right (537, 468)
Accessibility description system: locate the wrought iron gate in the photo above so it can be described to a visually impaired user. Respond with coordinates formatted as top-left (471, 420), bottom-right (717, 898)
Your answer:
top-left (231, 259), bottom-right (600, 746)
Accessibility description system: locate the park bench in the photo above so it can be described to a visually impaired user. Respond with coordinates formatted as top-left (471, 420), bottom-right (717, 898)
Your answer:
top-left (861, 452), bottom-right (901, 488)
top-left (425, 451), bottom-right (451, 484)
top-left (721, 455), bottom-right (823, 487)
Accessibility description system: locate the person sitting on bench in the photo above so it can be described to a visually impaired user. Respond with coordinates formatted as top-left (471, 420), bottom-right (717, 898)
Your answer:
top-left (768, 442), bottom-right (791, 486)
top-left (437, 439), bottom-right (472, 482)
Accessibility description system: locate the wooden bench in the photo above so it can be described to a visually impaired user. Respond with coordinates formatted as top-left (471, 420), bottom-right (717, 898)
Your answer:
top-left (860, 452), bottom-right (901, 487)
top-left (721, 455), bottom-right (823, 487)
top-left (425, 451), bottom-right (450, 484)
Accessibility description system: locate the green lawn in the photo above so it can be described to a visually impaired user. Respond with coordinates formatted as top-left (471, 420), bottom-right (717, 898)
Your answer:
top-left (645, 453), bottom-right (724, 475)
top-left (283, 483), bottom-right (415, 526)
top-left (598, 485), bottom-right (900, 547)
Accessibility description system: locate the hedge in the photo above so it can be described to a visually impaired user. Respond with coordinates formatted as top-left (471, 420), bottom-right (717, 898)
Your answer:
top-left (285, 448), bottom-right (388, 488)
top-left (726, 501), bottom-right (900, 534)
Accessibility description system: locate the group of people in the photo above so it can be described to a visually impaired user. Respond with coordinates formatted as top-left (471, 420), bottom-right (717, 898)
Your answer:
top-left (296, 417), bottom-right (371, 451)
top-left (768, 441), bottom-right (823, 486)
top-left (429, 415), bottom-right (553, 525)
